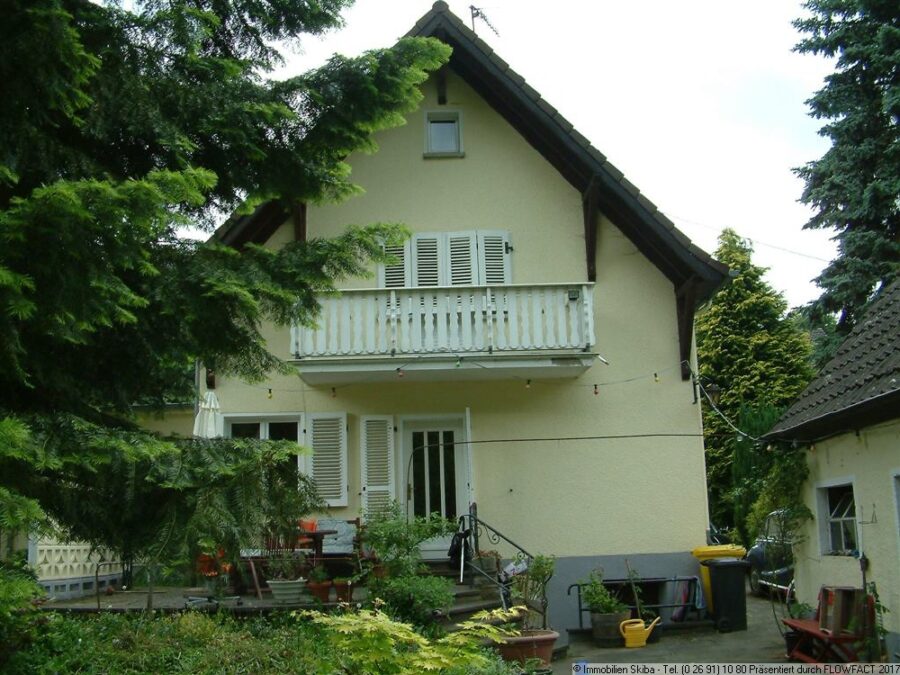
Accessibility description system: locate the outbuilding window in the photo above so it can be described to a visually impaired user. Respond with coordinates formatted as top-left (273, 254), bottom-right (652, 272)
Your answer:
top-left (820, 484), bottom-right (858, 555)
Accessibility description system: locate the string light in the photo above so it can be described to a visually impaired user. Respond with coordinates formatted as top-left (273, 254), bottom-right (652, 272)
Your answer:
top-left (243, 358), bottom-right (681, 396)
top-left (224, 357), bottom-right (832, 446)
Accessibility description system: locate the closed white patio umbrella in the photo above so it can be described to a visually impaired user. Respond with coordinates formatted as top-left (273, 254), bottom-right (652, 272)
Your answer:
top-left (193, 391), bottom-right (224, 439)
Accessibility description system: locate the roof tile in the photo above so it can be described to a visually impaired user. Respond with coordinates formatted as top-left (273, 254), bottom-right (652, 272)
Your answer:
top-left (770, 279), bottom-right (900, 437)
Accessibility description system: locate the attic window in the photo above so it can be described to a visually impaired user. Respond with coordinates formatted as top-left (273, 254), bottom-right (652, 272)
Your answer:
top-left (425, 111), bottom-right (463, 157)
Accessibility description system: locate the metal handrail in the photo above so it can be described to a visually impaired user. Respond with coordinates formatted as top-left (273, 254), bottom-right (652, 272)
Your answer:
top-left (458, 503), bottom-right (551, 628)
top-left (566, 575), bottom-right (704, 629)
top-left (459, 502), bottom-right (533, 560)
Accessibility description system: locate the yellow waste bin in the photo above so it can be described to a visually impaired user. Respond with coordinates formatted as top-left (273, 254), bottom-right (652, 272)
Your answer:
top-left (691, 544), bottom-right (746, 614)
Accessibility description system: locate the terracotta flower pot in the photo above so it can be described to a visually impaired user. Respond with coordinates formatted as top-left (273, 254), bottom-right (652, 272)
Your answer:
top-left (307, 580), bottom-right (332, 603)
top-left (497, 629), bottom-right (559, 667)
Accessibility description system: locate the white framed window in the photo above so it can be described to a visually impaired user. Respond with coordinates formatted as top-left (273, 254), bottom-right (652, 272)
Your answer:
top-left (226, 414), bottom-right (303, 443)
top-left (379, 230), bottom-right (511, 288)
top-left (817, 482), bottom-right (858, 555)
top-left (424, 110), bottom-right (463, 157)
top-left (225, 412), bottom-right (348, 508)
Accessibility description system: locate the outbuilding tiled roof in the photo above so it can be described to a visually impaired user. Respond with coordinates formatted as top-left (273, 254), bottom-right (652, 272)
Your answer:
top-left (767, 279), bottom-right (900, 441)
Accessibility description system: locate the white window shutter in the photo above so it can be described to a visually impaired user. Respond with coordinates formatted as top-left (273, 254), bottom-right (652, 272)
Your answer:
top-left (379, 241), bottom-right (410, 288)
top-left (447, 232), bottom-right (478, 286)
top-left (477, 231), bottom-right (511, 285)
top-left (308, 413), bottom-right (348, 507)
top-left (412, 234), bottom-right (441, 287)
top-left (360, 416), bottom-right (395, 519)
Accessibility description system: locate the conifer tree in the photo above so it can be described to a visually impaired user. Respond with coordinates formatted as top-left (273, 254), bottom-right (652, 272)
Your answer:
top-left (696, 230), bottom-right (814, 537)
top-left (0, 0), bottom-right (449, 552)
top-left (794, 0), bottom-right (900, 347)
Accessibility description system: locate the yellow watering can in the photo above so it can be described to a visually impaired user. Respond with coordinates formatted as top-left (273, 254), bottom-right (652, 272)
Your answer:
top-left (619, 617), bottom-right (661, 648)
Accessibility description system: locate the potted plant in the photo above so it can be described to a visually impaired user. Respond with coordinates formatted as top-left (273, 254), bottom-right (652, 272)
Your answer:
top-left (363, 501), bottom-right (455, 578)
top-left (475, 550), bottom-right (502, 598)
top-left (475, 549), bottom-right (501, 575)
top-left (333, 576), bottom-right (353, 603)
top-left (266, 551), bottom-right (307, 604)
top-left (497, 554), bottom-right (560, 668)
top-left (307, 564), bottom-right (332, 603)
top-left (622, 562), bottom-right (661, 646)
top-left (581, 570), bottom-right (630, 646)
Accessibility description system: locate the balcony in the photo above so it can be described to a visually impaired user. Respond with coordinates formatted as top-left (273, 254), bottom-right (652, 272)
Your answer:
top-left (291, 283), bottom-right (597, 384)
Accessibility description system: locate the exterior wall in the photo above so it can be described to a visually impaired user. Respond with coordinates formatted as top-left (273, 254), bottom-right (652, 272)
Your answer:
top-left (32, 536), bottom-right (122, 600)
top-left (793, 419), bottom-right (900, 660)
top-left (215, 67), bottom-right (709, 553)
top-left (270, 70), bottom-right (586, 287)
top-left (148, 68), bottom-right (714, 641)
top-left (135, 405), bottom-right (195, 438)
top-left (2, 530), bottom-right (121, 599)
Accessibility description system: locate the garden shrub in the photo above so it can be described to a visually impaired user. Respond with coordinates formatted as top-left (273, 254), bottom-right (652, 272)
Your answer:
top-left (302, 604), bottom-right (521, 675)
top-left (0, 557), bottom-right (44, 668)
top-left (371, 573), bottom-right (454, 629)
top-left (4, 606), bottom-right (519, 674)
top-left (5, 611), bottom-right (331, 674)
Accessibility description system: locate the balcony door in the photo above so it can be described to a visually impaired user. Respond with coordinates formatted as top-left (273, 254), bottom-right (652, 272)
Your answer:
top-left (402, 419), bottom-right (469, 559)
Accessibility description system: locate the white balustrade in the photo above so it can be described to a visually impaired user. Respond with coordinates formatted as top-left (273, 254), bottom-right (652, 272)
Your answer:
top-left (292, 283), bottom-right (595, 359)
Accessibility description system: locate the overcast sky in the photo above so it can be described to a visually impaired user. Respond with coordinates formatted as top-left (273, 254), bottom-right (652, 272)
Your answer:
top-left (271, 0), bottom-right (838, 308)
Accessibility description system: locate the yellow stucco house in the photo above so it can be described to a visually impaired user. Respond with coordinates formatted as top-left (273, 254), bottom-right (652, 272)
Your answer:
top-left (198, 2), bottom-right (727, 639)
top-left (767, 279), bottom-right (900, 661)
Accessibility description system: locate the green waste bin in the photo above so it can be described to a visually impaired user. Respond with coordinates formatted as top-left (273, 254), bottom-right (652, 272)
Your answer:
top-left (702, 558), bottom-right (750, 632)
top-left (691, 544), bottom-right (746, 614)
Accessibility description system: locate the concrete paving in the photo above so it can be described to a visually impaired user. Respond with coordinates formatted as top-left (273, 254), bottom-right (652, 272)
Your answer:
top-left (554, 593), bottom-right (791, 673)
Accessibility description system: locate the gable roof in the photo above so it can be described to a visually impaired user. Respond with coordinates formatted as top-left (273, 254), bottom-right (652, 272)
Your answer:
top-left (407, 2), bottom-right (726, 300)
top-left (767, 278), bottom-right (900, 441)
top-left (218, 4), bottom-right (728, 380)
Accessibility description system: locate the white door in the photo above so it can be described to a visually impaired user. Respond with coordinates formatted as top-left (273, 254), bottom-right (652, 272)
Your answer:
top-left (403, 420), bottom-right (468, 559)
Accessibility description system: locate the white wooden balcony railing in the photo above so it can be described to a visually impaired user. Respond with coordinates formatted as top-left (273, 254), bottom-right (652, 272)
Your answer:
top-left (291, 283), bottom-right (595, 361)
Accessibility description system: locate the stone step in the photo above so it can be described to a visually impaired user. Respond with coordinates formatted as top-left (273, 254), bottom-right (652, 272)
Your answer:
top-left (452, 584), bottom-right (482, 600)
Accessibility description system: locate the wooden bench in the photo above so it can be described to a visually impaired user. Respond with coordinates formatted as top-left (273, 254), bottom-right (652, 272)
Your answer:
top-left (783, 586), bottom-right (874, 663)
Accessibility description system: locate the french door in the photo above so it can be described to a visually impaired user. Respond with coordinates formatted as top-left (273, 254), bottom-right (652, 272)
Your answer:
top-left (403, 420), bottom-right (468, 558)
top-left (408, 426), bottom-right (462, 520)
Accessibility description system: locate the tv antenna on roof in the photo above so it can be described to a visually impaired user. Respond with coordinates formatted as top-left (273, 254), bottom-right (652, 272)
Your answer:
top-left (470, 5), bottom-right (500, 36)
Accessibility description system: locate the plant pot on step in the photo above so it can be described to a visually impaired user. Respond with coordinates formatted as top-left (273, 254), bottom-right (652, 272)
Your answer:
top-left (267, 578), bottom-right (306, 605)
top-left (496, 629), bottom-right (559, 668)
top-left (307, 580), bottom-right (332, 603)
top-left (590, 610), bottom-right (631, 646)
